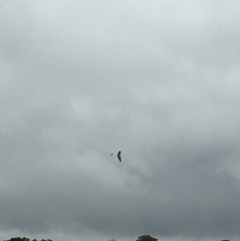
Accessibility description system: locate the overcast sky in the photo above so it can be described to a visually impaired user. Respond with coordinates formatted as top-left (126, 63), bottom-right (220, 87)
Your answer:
top-left (1, 1), bottom-right (240, 241)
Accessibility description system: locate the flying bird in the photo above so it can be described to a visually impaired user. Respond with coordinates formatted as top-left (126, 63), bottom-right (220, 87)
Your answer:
top-left (111, 151), bottom-right (122, 162)
top-left (117, 151), bottom-right (121, 162)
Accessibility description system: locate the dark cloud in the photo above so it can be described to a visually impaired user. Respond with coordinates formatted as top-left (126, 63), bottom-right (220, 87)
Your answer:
top-left (1, 1), bottom-right (240, 241)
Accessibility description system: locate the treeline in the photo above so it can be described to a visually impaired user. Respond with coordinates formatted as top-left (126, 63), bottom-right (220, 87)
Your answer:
top-left (1, 235), bottom-right (157, 241)
top-left (1, 238), bottom-right (55, 241)
top-left (0, 235), bottom-right (230, 241)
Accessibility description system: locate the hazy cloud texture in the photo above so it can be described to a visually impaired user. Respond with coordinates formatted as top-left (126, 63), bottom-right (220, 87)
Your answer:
top-left (1, 1), bottom-right (240, 241)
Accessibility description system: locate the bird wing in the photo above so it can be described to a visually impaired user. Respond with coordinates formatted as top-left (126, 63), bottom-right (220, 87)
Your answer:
top-left (117, 155), bottom-right (122, 162)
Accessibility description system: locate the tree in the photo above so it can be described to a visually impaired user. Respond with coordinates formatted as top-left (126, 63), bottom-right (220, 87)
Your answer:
top-left (136, 235), bottom-right (158, 241)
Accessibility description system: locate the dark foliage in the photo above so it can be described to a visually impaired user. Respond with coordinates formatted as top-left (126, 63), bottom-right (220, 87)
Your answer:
top-left (136, 235), bottom-right (158, 241)
top-left (0, 236), bottom-right (229, 241)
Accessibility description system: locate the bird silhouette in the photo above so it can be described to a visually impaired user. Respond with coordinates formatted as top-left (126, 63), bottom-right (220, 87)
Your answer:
top-left (117, 151), bottom-right (121, 162)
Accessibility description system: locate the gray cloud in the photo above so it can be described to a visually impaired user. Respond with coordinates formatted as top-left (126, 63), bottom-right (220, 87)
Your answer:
top-left (1, 1), bottom-right (240, 241)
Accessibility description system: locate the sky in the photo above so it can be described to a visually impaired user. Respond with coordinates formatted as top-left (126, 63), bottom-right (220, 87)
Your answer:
top-left (1, 1), bottom-right (240, 241)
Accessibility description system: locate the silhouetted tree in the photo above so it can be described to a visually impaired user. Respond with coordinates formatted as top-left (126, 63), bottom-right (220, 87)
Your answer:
top-left (136, 235), bottom-right (157, 241)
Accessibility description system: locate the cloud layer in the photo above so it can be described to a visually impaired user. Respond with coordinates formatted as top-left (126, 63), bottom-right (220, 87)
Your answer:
top-left (1, 1), bottom-right (240, 241)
